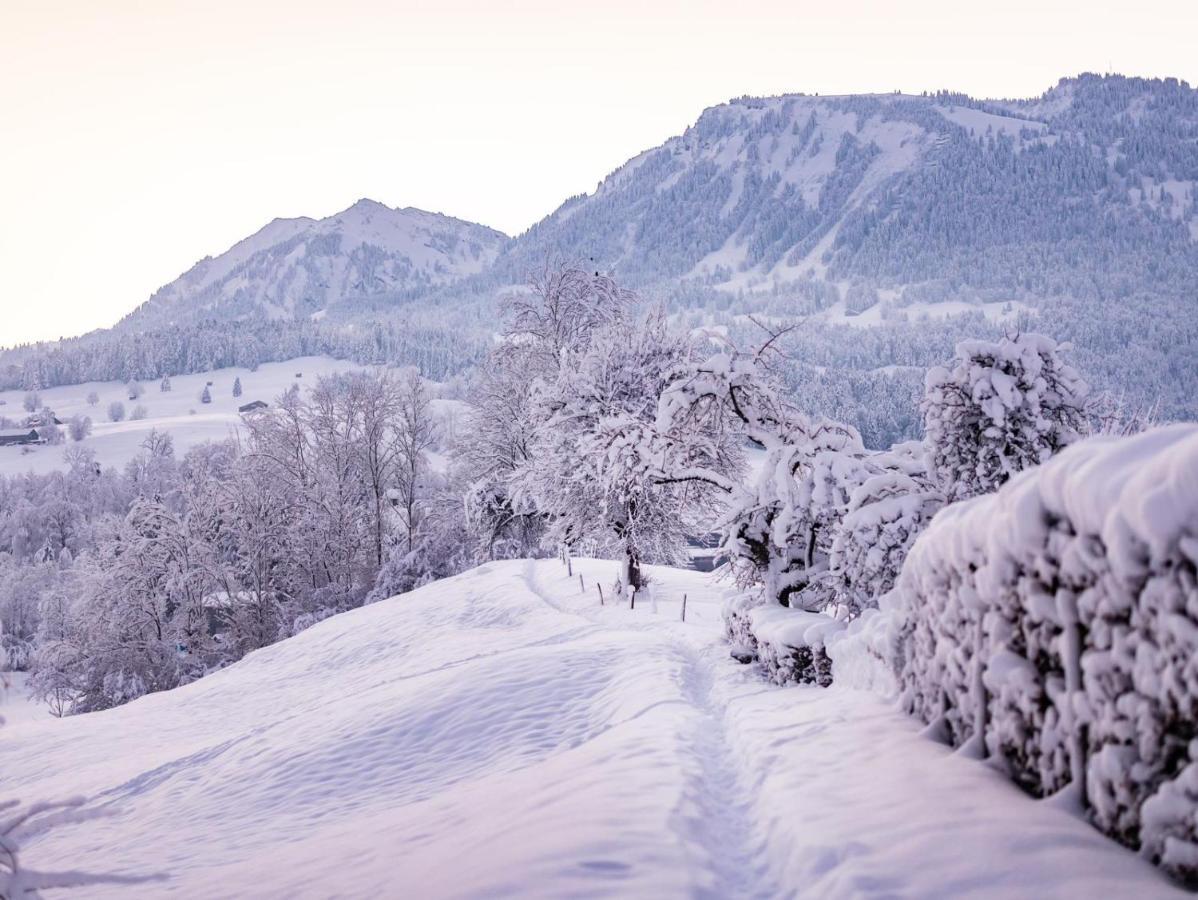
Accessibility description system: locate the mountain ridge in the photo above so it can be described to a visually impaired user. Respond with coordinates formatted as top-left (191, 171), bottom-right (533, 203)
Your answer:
top-left (120, 198), bottom-right (510, 329)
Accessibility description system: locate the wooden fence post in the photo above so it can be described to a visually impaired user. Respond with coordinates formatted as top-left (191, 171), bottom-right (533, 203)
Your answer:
top-left (567, 556), bottom-right (573, 577)
top-left (579, 573), bottom-right (584, 593)
top-left (630, 588), bottom-right (636, 610)
top-left (681, 593), bottom-right (688, 622)
top-left (597, 584), bottom-right (604, 606)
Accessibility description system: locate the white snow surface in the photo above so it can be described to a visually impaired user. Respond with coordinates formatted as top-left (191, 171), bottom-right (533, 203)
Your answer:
top-left (0, 357), bottom-right (456, 477)
top-left (1, 558), bottom-right (1180, 898)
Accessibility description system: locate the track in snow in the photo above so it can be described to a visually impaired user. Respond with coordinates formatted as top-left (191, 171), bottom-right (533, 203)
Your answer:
top-left (1, 558), bottom-right (1182, 898)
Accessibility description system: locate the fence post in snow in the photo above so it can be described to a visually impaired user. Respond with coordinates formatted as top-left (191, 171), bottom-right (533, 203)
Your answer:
top-left (630, 588), bottom-right (636, 611)
top-left (598, 583), bottom-right (604, 606)
top-left (681, 593), bottom-right (687, 622)
top-left (579, 573), bottom-right (584, 593)
top-left (567, 556), bottom-right (573, 577)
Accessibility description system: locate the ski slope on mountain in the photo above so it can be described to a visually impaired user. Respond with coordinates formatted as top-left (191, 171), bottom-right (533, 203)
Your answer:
top-left (0, 559), bottom-right (1180, 898)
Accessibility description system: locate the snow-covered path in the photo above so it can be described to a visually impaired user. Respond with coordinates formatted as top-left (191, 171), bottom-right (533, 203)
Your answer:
top-left (0, 560), bottom-right (1182, 898)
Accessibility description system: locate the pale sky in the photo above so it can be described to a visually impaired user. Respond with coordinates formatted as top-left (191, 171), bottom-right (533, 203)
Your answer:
top-left (2, 0), bottom-right (1196, 346)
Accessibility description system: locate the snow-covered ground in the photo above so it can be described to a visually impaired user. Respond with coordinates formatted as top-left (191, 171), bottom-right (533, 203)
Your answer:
top-left (0, 356), bottom-right (459, 477)
top-left (816, 298), bottom-right (1032, 328)
top-left (0, 559), bottom-right (1180, 898)
top-left (0, 672), bottom-right (51, 728)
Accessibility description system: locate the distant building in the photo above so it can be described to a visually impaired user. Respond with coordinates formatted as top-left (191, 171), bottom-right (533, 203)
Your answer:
top-left (0, 428), bottom-right (41, 447)
top-left (238, 400), bottom-right (268, 414)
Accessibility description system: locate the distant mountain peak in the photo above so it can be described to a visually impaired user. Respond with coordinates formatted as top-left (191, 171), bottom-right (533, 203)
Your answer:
top-left (122, 202), bottom-right (510, 329)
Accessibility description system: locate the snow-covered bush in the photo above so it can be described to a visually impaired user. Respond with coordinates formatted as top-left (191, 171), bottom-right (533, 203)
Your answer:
top-left (922, 333), bottom-right (1088, 502)
top-left (107, 400), bottom-right (125, 422)
top-left (827, 442), bottom-right (943, 620)
top-left (888, 424), bottom-right (1198, 883)
top-left (728, 598), bottom-right (844, 686)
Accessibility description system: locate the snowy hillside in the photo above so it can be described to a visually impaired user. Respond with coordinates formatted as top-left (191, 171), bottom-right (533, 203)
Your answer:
top-left (122, 199), bottom-right (509, 327)
top-left (0, 357), bottom-right (368, 477)
top-left (0, 356), bottom-right (463, 477)
top-left (504, 74), bottom-right (1198, 303)
top-left (0, 559), bottom-right (1180, 898)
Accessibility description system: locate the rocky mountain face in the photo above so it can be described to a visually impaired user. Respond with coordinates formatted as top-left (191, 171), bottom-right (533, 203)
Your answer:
top-left (122, 199), bottom-right (510, 328)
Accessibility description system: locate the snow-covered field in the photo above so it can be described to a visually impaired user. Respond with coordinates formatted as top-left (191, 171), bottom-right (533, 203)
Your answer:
top-left (1, 559), bottom-right (1179, 898)
top-left (0, 356), bottom-right (460, 477)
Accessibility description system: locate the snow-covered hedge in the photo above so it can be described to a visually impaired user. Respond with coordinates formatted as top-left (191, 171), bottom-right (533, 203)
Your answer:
top-left (724, 593), bottom-right (843, 687)
top-left (887, 424), bottom-right (1198, 883)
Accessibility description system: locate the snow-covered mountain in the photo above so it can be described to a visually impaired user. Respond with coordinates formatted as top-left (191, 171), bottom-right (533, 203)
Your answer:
top-left (6, 74), bottom-right (1198, 427)
top-left (122, 199), bottom-right (510, 327)
top-left (502, 74), bottom-right (1198, 304)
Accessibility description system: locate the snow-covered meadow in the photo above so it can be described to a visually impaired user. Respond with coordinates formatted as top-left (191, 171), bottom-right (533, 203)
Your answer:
top-left (0, 357), bottom-right (359, 477)
top-left (0, 356), bottom-right (463, 478)
top-left (0, 558), bottom-right (1180, 898)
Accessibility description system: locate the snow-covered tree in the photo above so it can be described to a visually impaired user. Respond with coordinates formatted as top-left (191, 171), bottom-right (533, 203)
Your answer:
top-left (200, 385), bottom-right (212, 405)
top-left (107, 400), bottom-right (125, 423)
top-left (524, 308), bottom-right (739, 590)
top-left (67, 415), bottom-right (92, 442)
top-left (922, 333), bottom-right (1089, 501)
top-left (160, 376), bottom-right (172, 393)
top-left (456, 352), bottom-right (545, 560)
top-left (232, 377), bottom-right (242, 398)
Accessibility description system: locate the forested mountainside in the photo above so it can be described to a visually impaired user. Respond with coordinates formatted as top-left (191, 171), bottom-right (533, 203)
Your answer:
top-left (3, 74), bottom-right (1196, 439)
top-left (503, 73), bottom-right (1198, 297)
top-left (120, 198), bottom-right (509, 329)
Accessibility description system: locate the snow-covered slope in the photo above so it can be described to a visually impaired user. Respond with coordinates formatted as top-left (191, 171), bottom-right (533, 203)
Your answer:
top-left (1, 559), bottom-right (1180, 897)
top-left (0, 357), bottom-right (367, 477)
top-left (122, 199), bottom-right (509, 327)
top-left (0, 356), bottom-right (463, 477)
top-left (501, 74), bottom-right (1198, 305)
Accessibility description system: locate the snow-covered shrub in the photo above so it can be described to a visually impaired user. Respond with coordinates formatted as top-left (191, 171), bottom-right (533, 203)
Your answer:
top-left (107, 400), bottom-right (125, 422)
top-left (720, 424), bottom-right (872, 613)
top-left (749, 605), bottom-right (843, 687)
top-left (889, 424), bottom-right (1198, 883)
top-left (828, 442), bottom-right (943, 620)
top-left (722, 593), bottom-right (843, 686)
top-left (922, 333), bottom-right (1088, 502)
